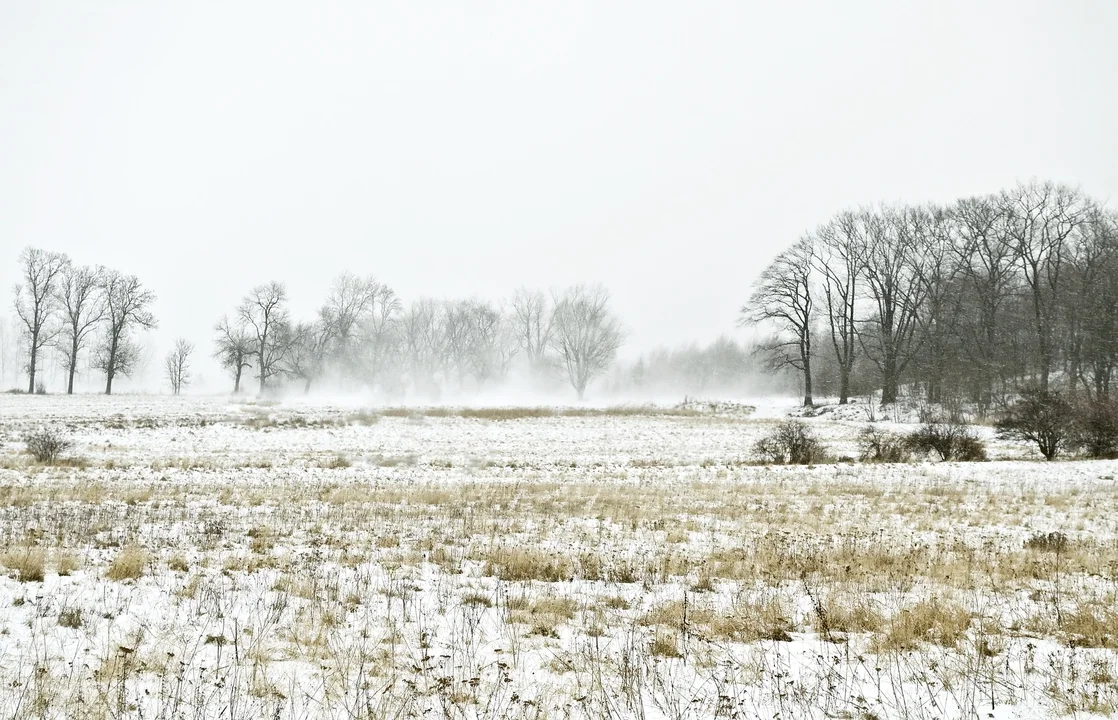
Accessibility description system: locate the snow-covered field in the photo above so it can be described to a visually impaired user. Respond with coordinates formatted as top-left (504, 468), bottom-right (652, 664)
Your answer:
top-left (0, 394), bottom-right (1116, 719)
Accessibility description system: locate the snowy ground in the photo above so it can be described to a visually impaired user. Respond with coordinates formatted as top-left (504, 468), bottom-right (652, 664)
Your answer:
top-left (0, 394), bottom-right (1116, 719)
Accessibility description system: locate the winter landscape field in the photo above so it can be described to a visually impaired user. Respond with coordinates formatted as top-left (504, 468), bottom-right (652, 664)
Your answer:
top-left (0, 395), bottom-right (1115, 720)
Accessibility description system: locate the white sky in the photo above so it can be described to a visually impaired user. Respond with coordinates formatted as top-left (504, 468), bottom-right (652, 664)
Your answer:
top-left (2, 1), bottom-right (1117, 382)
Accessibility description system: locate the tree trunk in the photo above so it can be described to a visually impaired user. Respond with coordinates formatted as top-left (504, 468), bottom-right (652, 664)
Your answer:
top-left (27, 331), bottom-right (38, 394)
top-left (801, 340), bottom-right (813, 407)
top-left (881, 356), bottom-right (899, 405)
top-left (67, 337), bottom-right (78, 395)
top-left (233, 365), bottom-right (243, 394)
top-left (838, 370), bottom-right (849, 405)
top-left (105, 336), bottom-right (118, 395)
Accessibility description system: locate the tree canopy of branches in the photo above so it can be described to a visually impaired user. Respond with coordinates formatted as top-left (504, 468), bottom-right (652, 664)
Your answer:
top-left (743, 181), bottom-right (1118, 411)
top-left (94, 271), bottom-right (157, 395)
top-left (548, 284), bottom-right (624, 400)
top-left (213, 315), bottom-right (255, 393)
top-left (55, 263), bottom-right (105, 394)
top-left (742, 235), bottom-right (815, 406)
top-left (239, 282), bottom-right (292, 394)
top-left (13, 247), bottom-right (69, 393)
top-left (164, 338), bottom-right (194, 395)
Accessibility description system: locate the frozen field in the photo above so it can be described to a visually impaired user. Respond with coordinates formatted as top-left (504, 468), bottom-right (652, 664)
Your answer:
top-left (0, 395), bottom-right (1116, 719)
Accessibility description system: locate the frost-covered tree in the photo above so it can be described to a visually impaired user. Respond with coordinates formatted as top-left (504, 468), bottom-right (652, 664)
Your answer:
top-left (548, 284), bottom-right (623, 400)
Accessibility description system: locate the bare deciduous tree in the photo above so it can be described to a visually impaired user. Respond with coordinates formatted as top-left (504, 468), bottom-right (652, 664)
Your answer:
top-left (1003, 181), bottom-right (1088, 393)
top-left (355, 283), bottom-right (401, 387)
top-left (213, 315), bottom-right (255, 393)
top-left (285, 319), bottom-right (332, 393)
top-left (13, 247), bottom-right (69, 393)
top-left (511, 288), bottom-right (551, 374)
top-left (94, 270), bottom-right (157, 395)
top-left (459, 299), bottom-right (517, 387)
top-left (814, 212), bottom-right (864, 404)
top-left (859, 206), bottom-right (929, 405)
top-left (55, 263), bottom-right (105, 394)
top-left (164, 338), bottom-right (194, 395)
top-left (238, 282), bottom-right (292, 394)
top-left (548, 284), bottom-right (623, 400)
top-left (743, 235), bottom-right (815, 406)
top-left (399, 298), bottom-right (445, 396)
top-left (952, 194), bottom-right (1017, 409)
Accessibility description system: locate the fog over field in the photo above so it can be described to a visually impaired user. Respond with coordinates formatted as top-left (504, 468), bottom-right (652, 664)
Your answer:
top-left (2, 2), bottom-right (1117, 399)
top-left (4, 4), bottom-right (1118, 720)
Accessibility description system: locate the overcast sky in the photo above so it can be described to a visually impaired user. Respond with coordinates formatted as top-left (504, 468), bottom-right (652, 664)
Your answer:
top-left (2, 1), bottom-right (1117, 385)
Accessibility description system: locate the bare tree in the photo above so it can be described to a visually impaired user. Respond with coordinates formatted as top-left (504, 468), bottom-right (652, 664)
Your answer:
top-left (355, 283), bottom-right (401, 387)
top-left (859, 206), bottom-right (930, 405)
top-left (238, 282), bottom-right (292, 394)
top-left (285, 319), bottom-right (332, 393)
top-left (911, 205), bottom-right (965, 404)
top-left (814, 212), bottom-right (864, 404)
top-left (164, 338), bottom-right (194, 395)
top-left (951, 194), bottom-right (1018, 409)
top-left (548, 284), bottom-right (624, 400)
top-left (399, 298), bottom-right (446, 396)
top-left (94, 270), bottom-right (157, 395)
top-left (213, 315), bottom-right (255, 393)
top-left (511, 288), bottom-right (552, 374)
top-left (743, 235), bottom-right (815, 406)
top-left (13, 247), bottom-right (69, 393)
top-left (55, 263), bottom-right (105, 394)
top-left (459, 299), bottom-right (517, 387)
top-left (1003, 181), bottom-right (1088, 392)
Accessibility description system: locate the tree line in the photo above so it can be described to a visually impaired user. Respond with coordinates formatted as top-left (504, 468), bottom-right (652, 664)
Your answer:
top-left (10, 248), bottom-right (157, 395)
top-left (743, 180), bottom-right (1118, 413)
top-left (7, 244), bottom-right (778, 399)
top-left (212, 279), bottom-right (627, 399)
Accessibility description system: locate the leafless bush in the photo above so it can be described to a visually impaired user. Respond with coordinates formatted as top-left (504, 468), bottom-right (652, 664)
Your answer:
top-left (995, 388), bottom-right (1075, 461)
top-left (857, 425), bottom-right (910, 462)
top-left (753, 420), bottom-right (828, 464)
top-left (23, 427), bottom-right (73, 463)
top-left (1074, 399), bottom-right (1118, 459)
top-left (906, 413), bottom-right (986, 461)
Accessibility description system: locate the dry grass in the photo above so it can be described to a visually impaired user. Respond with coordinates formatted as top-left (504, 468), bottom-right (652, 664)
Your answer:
top-left (0, 399), bottom-right (1116, 719)
top-left (482, 547), bottom-right (575, 582)
top-left (1, 547), bottom-right (46, 582)
top-left (105, 545), bottom-right (149, 581)
top-left (871, 597), bottom-right (972, 652)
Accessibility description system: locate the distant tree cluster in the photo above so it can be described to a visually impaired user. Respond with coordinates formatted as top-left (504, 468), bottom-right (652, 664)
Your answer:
top-left (213, 279), bottom-right (624, 399)
top-left (618, 336), bottom-right (784, 397)
top-left (742, 181), bottom-right (1118, 412)
top-left (10, 247), bottom-right (158, 395)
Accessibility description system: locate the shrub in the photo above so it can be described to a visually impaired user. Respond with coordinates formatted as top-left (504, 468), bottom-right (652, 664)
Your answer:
top-left (753, 420), bottom-right (828, 465)
top-left (905, 414), bottom-right (986, 461)
top-left (23, 428), bottom-right (73, 464)
top-left (857, 425), bottom-right (910, 463)
top-left (1074, 399), bottom-right (1118, 459)
top-left (996, 388), bottom-right (1075, 461)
